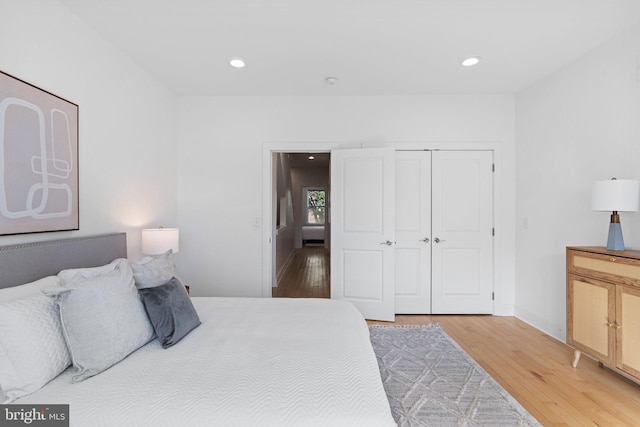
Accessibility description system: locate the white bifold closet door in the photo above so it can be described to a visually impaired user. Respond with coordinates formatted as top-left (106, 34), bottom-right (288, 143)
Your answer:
top-left (394, 151), bottom-right (432, 314)
top-left (431, 150), bottom-right (494, 314)
top-left (331, 148), bottom-right (493, 320)
top-left (394, 150), bottom-right (494, 314)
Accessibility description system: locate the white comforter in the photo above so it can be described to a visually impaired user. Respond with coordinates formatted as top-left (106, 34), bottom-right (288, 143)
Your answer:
top-left (18, 297), bottom-right (396, 427)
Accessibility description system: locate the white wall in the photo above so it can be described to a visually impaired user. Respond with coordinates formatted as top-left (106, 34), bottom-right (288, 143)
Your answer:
top-left (0, 1), bottom-right (518, 315)
top-left (515, 23), bottom-right (640, 340)
top-left (6, 0), bottom-right (638, 337)
top-left (274, 153), bottom-right (295, 283)
top-left (176, 95), bottom-right (516, 306)
top-left (0, 0), bottom-right (177, 259)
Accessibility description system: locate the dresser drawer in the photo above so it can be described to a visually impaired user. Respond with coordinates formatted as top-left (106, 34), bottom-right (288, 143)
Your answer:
top-left (568, 249), bottom-right (640, 287)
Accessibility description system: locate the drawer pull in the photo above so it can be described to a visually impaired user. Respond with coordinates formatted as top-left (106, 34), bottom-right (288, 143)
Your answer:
top-left (610, 258), bottom-right (616, 262)
top-left (607, 322), bottom-right (621, 329)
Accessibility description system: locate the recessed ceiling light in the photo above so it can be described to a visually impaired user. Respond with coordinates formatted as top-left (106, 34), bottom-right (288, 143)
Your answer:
top-left (308, 155), bottom-right (315, 160)
top-left (324, 76), bottom-right (338, 85)
top-left (229, 58), bottom-right (246, 68)
top-left (461, 56), bottom-right (481, 67)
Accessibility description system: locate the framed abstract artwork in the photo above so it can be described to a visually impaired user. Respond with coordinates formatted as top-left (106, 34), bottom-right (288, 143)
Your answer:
top-left (0, 71), bottom-right (79, 235)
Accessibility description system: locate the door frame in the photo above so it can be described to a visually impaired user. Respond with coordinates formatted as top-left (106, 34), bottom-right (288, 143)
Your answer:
top-left (262, 141), bottom-right (508, 316)
top-left (262, 143), bottom-right (340, 297)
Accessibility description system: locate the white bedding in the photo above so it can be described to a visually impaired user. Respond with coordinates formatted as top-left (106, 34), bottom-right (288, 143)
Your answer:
top-left (17, 297), bottom-right (396, 427)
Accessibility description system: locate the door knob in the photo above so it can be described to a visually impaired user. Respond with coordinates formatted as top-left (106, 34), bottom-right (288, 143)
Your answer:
top-left (420, 237), bottom-right (430, 243)
top-left (380, 240), bottom-right (393, 246)
top-left (434, 237), bottom-right (446, 243)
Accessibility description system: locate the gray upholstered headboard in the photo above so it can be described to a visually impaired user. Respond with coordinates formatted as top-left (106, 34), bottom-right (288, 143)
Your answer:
top-left (0, 233), bottom-right (127, 289)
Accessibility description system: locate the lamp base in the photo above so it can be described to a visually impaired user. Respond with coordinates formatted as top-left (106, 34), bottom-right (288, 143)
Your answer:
top-left (606, 222), bottom-right (625, 251)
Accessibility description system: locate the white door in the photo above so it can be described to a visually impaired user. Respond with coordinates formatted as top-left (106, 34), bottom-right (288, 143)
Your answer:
top-left (331, 147), bottom-right (395, 321)
top-left (431, 150), bottom-right (494, 314)
top-left (395, 151), bottom-right (432, 314)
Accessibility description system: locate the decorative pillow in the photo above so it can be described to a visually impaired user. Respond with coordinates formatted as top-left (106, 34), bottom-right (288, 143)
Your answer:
top-left (57, 260), bottom-right (122, 286)
top-left (139, 278), bottom-right (201, 349)
top-left (131, 250), bottom-right (178, 289)
top-left (0, 276), bottom-right (61, 302)
top-left (0, 294), bottom-right (71, 403)
top-left (44, 259), bottom-right (154, 382)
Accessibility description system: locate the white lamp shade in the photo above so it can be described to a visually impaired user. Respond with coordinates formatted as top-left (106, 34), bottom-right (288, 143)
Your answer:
top-left (142, 228), bottom-right (179, 255)
top-left (592, 179), bottom-right (640, 212)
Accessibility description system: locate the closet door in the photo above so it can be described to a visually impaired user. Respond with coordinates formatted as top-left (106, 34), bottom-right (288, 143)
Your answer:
top-left (431, 151), bottom-right (494, 314)
top-left (395, 151), bottom-right (431, 314)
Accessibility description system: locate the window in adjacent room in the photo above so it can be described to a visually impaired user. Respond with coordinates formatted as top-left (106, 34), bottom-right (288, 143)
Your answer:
top-left (304, 188), bottom-right (325, 225)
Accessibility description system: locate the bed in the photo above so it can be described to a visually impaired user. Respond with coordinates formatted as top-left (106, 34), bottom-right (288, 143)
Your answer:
top-left (0, 233), bottom-right (396, 427)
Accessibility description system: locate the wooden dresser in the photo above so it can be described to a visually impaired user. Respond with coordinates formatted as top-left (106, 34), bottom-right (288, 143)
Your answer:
top-left (566, 246), bottom-right (640, 382)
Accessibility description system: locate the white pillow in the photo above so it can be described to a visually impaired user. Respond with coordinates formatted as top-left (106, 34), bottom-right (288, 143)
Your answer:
top-left (57, 260), bottom-right (122, 286)
top-left (0, 276), bottom-right (61, 302)
top-left (0, 294), bottom-right (71, 403)
top-left (0, 276), bottom-right (55, 403)
top-left (131, 250), bottom-right (177, 289)
top-left (44, 259), bottom-right (154, 382)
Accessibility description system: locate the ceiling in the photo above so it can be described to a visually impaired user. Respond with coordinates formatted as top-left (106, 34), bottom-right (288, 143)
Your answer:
top-left (288, 153), bottom-right (330, 168)
top-left (58, 0), bottom-right (640, 96)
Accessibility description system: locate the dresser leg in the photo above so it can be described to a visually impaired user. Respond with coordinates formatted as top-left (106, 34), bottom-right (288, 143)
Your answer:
top-left (572, 350), bottom-right (581, 368)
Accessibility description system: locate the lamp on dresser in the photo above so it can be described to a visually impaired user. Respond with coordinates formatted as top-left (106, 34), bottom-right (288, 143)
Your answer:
top-left (141, 227), bottom-right (180, 255)
top-left (592, 178), bottom-right (639, 251)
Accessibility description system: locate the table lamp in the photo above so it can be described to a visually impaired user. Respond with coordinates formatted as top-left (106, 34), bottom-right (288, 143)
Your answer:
top-left (142, 227), bottom-right (180, 255)
top-left (592, 178), bottom-right (639, 251)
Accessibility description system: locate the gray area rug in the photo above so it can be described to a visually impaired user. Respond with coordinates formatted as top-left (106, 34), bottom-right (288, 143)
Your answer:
top-left (369, 325), bottom-right (541, 427)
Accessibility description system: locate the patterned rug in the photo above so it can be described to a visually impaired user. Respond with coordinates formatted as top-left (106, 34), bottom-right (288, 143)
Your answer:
top-left (369, 325), bottom-right (541, 427)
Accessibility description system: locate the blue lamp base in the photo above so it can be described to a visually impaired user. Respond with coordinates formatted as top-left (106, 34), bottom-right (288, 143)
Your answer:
top-left (606, 222), bottom-right (625, 251)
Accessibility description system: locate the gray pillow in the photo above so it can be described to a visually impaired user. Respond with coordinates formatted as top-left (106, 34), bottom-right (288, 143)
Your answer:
top-left (131, 250), bottom-right (177, 289)
top-left (44, 259), bottom-right (154, 382)
top-left (139, 278), bottom-right (200, 349)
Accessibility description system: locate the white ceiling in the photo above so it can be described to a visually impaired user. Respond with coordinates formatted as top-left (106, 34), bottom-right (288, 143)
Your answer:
top-left (58, 0), bottom-right (640, 96)
top-left (288, 153), bottom-right (330, 168)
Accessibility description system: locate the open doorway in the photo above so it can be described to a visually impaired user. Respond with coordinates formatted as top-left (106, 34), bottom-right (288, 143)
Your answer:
top-left (271, 152), bottom-right (331, 298)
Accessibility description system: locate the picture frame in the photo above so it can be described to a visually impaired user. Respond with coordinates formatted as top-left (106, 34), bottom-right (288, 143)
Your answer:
top-left (0, 70), bottom-right (79, 236)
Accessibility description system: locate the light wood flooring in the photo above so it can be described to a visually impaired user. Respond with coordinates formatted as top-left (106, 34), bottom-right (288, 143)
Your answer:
top-left (370, 315), bottom-right (640, 426)
top-left (274, 246), bottom-right (640, 426)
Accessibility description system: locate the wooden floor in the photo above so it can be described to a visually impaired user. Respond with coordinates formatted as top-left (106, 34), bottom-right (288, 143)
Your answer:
top-left (273, 245), bottom-right (330, 298)
top-left (274, 246), bottom-right (640, 426)
top-left (370, 315), bottom-right (640, 426)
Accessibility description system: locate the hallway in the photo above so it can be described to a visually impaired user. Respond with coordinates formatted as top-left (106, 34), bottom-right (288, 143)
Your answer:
top-left (273, 245), bottom-right (330, 298)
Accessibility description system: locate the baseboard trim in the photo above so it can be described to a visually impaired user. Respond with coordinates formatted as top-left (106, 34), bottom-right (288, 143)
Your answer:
top-left (275, 249), bottom-right (297, 285)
